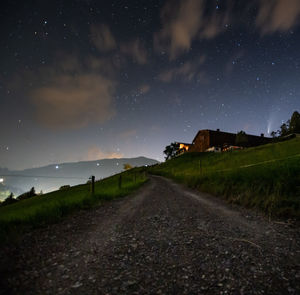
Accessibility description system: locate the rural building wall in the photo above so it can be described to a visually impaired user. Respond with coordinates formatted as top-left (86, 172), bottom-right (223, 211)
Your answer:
top-left (189, 130), bottom-right (210, 152)
top-left (188, 129), bottom-right (272, 153)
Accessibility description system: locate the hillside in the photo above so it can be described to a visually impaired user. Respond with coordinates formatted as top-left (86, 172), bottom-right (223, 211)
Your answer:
top-left (0, 157), bottom-right (159, 199)
top-left (0, 167), bottom-right (148, 242)
top-left (149, 138), bottom-right (300, 218)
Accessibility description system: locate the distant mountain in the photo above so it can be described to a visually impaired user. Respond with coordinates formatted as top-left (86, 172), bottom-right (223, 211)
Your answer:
top-left (0, 157), bottom-right (159, 199)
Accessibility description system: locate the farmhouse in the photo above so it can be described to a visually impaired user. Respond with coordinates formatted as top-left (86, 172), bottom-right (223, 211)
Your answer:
top-left (183, 129), bottom-right (272, 153)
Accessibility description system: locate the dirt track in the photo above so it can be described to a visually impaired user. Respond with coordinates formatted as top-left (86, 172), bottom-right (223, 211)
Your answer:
top-left (1, 176), bottom-right (299, 294)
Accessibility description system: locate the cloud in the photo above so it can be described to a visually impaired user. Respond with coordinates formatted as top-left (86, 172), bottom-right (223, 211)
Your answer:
top-left (90, 24), bottom-right (148, 64)
top-left (154, 0), bottom-right (203, 59)
top-left (85, 55), bottom-right (124, 76)
top-left (119, 129), bottom-right (137, 139)
top-left (154, 0), bottom-right (231, 59)
top-left (29, 55), bottom-right (117, 129)
top-left (90, 24), bottom-right (116, 52)
top-left (200, 9), bottom-right (231, 39)
top-left (86, 146), bottom-right (123, 161)
top-left (158, 55), bottom-right (206, 83)
top-left (120, 39), bottom-right (148, 64)
top-left (139, 84), bottom-right (150, 94)
top-left (256, 0), bottom-right (300, 34)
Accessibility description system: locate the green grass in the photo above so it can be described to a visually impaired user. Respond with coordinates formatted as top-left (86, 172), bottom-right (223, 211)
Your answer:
top-left (0, 168), bottom-right (147, 243)
top-left (149, 138), bottom-right (300, 219)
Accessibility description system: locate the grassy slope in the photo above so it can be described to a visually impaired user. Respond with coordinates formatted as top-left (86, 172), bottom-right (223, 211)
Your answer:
top-left (149, 138), bottom-right (300, 219)
top-left (0, 168), bottom-right (147, 242)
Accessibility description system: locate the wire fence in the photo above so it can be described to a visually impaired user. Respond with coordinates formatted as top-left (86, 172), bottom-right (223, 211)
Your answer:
top-left (0, 174), bottom-right (87, 180)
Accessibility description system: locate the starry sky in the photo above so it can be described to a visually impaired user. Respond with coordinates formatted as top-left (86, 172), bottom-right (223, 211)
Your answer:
top-left (1, 0), bottom-right (300, 170)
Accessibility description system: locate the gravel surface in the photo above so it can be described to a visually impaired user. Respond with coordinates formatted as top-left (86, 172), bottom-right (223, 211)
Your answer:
top-left (0, 175), bottom-right (299, 294)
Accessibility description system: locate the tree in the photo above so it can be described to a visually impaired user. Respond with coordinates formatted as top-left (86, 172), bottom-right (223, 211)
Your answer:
top-left (289, 111), bottom-right (300, 133)
top-left (123, 163), bottom-right (133, 170)
top-left (279, 122), bottom-right (289, 137)
top-left (17, 187), bottom-right (37, 201)
top-left (272, 110), bottom-right (300, 137)
top-left (164, 142), bottom-right (180, 160)
top-left (235, 131), bottom-right (248, 147)
top-left (270, 131), bottom-right (277, 138)
top-left (1, 192), bottom-right (18, 207)
top-left (29, 187), bottom-right (36, 196)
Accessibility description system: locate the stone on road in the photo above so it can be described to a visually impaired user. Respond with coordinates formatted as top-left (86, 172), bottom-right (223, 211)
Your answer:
top-left (0, 176), bottom-right (299, 294)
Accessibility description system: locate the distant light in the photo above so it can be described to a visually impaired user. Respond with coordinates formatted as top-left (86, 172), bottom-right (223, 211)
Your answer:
top-left (96, 163), bottom-right (100, 166)
top-left (0, 178), bottom-right (3, 183)
top-left (55, 165), bottom-right (59, 169)
top-left (116, 162), bottom-right (119, 166)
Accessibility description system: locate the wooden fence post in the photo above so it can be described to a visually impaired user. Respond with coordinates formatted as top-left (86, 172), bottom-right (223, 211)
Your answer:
top-left (90, 175), bottom-right (95, 195)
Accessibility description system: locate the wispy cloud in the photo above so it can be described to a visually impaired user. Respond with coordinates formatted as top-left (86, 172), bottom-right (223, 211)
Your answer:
top-left (158, 55), bottom-right (206, 83)
top-left (120, 39), bottom-right (148, 65)
top-left (154, 0), bottom-right (203, 59)
top-left (86, 145), bottom-right (123, 161)
top-left (139, 84), bottom-right (150, 94)
top-left (90, 24), bottom-right (148, 65)
top-left (119, 129), bottom-right (137, 139)
top-left (256, 0), bottom-right (300, 34)
top-left (90, 24), bottom-right (117, 52)
top-left (154, 0), bottom-right (231, 59)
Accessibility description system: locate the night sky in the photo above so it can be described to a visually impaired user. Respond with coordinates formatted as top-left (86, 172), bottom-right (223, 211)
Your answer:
top-left (1, 0), bottom-right (300, 170)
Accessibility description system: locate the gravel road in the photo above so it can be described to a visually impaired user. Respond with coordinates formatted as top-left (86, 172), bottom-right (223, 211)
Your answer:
top-left (1, 175), bottom-right (299, 294)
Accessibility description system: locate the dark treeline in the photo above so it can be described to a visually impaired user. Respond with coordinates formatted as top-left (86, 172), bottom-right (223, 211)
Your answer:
top-left (271, 111), bottom-right (300, 137)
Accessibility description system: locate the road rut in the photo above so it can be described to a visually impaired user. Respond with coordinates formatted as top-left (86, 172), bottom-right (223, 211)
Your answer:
top-left (1, 176), bottom-right (299, 294)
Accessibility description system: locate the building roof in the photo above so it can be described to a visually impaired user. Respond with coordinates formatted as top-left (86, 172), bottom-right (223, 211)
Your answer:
top-left (192, 129), bottom-right (271, 143)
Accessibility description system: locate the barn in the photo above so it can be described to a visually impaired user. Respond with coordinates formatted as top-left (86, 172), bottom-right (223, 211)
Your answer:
top-left (185, 129), bottom-right (272, 153)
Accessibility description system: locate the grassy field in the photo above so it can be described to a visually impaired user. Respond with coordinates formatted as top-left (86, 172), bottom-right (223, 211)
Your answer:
top-left (0, 168), bottom-right (147, 243)
top-left (149, 138), bottom-right (300, 219)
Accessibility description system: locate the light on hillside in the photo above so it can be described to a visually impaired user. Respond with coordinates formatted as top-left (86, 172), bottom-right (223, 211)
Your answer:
top-left (0, 178), bottom-right (4, 183)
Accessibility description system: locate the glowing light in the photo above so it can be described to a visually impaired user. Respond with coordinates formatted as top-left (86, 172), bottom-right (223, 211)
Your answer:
top-left (96, 163), bottom-right (100, 166)
top-left (0, 178), bottom-right (3, 183)
top-left (55, 165), bottom-right (59, 169)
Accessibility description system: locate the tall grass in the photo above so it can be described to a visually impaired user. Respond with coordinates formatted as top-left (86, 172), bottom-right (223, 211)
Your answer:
top-left (0, 168), bottom-right (147, 243)
top-left (149, 138), bottom-right (300, 219)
